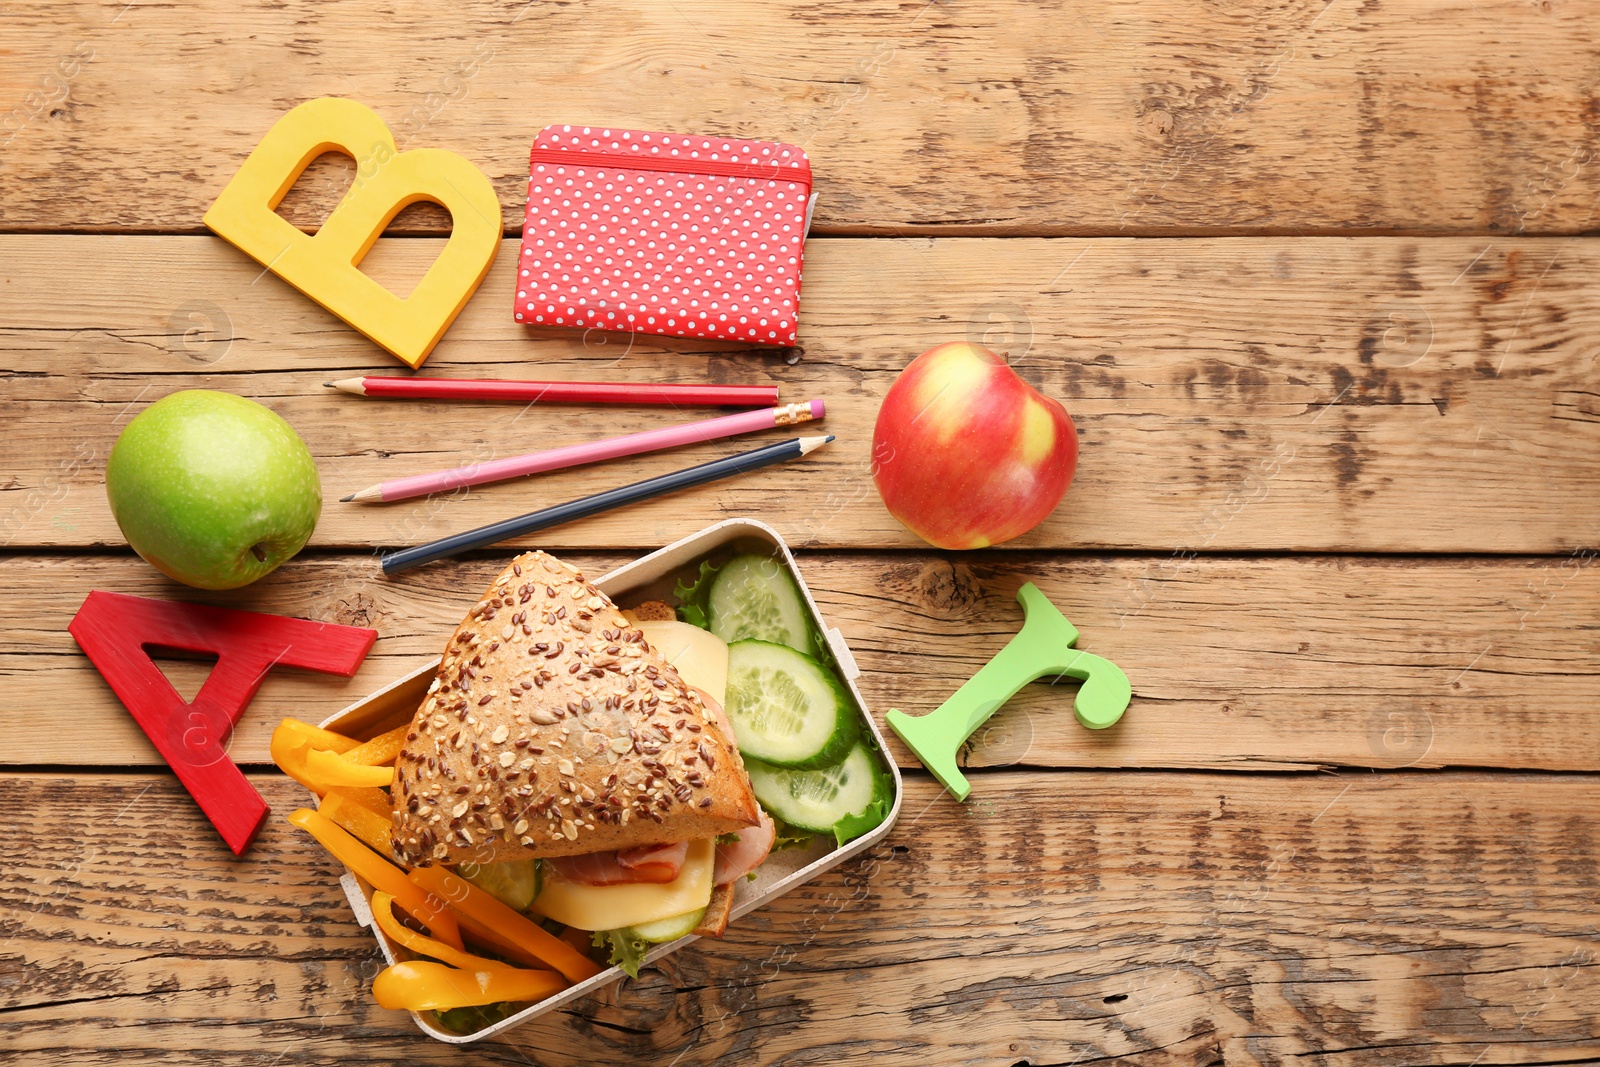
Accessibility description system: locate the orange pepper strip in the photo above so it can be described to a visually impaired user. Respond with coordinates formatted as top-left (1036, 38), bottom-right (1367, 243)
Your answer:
top-left (305, 747), bottom-right (394, 788)
top-left (318, 790), bottom-right (394, 856)
top-left (372, 960), bottom-right (567, 1012)
top-left (559, 924), bottom-right (593, 957)
top-left (275, 718), bottom-right (360, 754)
top-left (325, 785), bottom-right (393, 819)
top-left (342, 723), bottom-right (411, 767)
top-left (452, 912), bottom-right (557, 972)
top-left (370, 890), bottom-right (546, 977)
top-left (287, 809), bottom-right (464, 950)
top-left (409, 866), bottom-right (602, 984)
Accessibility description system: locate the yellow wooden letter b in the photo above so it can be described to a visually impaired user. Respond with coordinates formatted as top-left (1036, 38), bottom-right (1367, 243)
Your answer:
top-left (203, 97), bottom-right (501, 368)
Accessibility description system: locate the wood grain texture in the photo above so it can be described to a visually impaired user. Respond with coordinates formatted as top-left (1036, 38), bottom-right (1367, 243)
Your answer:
top-left (3, 1), bottom-right (1600, 236)
top-left (2, 771), bottom-right (1597, 1066)
top-left (5, 234), bottom-right (1599, 553)
top-left (7, 550), bottom-right (1596, 773)
top-left (5, 1), bottom-right (1599, 1063)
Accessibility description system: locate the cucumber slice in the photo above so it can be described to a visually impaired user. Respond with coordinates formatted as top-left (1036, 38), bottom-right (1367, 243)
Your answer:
top-left (708, 554), bottom-right (814, 655)
top-left (725, 640), bottom-right (857, 767)
top-left (626, 906), bottom-right (708, 944)
top-left (746, 743), bottom-right (879, 834)
top-left (456, 858), bottom-right (539, 912)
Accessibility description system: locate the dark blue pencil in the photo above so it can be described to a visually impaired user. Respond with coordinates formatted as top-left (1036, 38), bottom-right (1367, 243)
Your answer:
top-left (380, 435), bottom-right (834, 574)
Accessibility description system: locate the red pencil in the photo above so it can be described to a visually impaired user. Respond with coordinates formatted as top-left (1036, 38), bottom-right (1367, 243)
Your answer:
top-left (325, 377), bottom-right (778, 407)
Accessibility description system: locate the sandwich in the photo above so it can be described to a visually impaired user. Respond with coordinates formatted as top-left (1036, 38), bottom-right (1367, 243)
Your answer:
top-left (390, 550), bottom-right (775, 950)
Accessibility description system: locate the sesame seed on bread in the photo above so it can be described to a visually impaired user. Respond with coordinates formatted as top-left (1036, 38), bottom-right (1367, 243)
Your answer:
top-left (390, 551), bottom-right (759, 868)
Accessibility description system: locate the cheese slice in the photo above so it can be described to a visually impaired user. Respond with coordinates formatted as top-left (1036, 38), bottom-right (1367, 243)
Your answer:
top-left (533, 838), bottom-right (715, 930)
top-left (633, 620), bottom-right (729, 707)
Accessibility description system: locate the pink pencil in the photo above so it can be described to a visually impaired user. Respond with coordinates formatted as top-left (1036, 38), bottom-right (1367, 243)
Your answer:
top-left (342, 400), bottom-right (824, 503)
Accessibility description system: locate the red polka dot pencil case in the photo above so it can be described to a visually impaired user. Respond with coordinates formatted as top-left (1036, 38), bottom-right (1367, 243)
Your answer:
top-left (515, 125), bottom-right (813, 346)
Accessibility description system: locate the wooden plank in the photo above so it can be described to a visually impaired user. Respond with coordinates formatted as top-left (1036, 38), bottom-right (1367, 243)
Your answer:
top-left (2, 770), bottom-right (1597, 1064)
top-left (2, 1), bottom-right (1599, 236)
top-left (4, 235), bottom-right (1598, 553)
top-left (7, 551), bottom-right (1596, 773)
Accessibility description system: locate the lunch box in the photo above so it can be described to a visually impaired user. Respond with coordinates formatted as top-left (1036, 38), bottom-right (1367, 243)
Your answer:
top-left (316, 518), bottom-right (904, 1044)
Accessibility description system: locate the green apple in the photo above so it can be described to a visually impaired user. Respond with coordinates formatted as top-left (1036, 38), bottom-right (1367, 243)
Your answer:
top-left (106, 390), bottom-right (321, 590)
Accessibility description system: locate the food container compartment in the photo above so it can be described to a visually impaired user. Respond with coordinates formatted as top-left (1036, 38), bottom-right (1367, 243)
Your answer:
top-left (314, 518), bottom-right (903, 1043)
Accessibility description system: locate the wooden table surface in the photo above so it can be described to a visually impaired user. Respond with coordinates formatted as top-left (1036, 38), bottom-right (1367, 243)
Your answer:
top-left (3, 2), bottom-right (1598, 1064)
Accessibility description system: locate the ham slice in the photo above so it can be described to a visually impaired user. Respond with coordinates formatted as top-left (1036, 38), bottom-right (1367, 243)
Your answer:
top-left (550, 840), bottom-right (687, 886)
top-left (692, 687), bottom-right (739, 749)
top-left (617, 840), bottom-right (689, 881)
top-left (687, 690), bottom-right (775, 884)
top-left (714, 806), bottom-right (776, 885)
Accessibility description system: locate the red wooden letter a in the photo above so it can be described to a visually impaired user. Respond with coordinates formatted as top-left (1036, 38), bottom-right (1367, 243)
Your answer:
top-left (69, 591), bottom-right (378, 855)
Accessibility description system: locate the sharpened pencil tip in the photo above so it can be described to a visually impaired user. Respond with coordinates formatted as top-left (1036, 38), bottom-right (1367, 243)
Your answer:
top-left (339, 494), bottom-right (354, 502)
top-left (322, 382), bottom-right (334, 388)
top-left (825, 435), bottom-right (835, 443)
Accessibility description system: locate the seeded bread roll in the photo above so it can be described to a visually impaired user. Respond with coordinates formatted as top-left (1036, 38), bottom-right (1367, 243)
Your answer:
top-left (693, 882), bottom-right (736, 939)
top-left (391, 551), bottom-right (759, 867)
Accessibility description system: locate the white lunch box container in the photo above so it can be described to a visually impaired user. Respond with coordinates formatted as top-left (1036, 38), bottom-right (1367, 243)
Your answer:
top-left (315, 518), bottom-right (904, 1044)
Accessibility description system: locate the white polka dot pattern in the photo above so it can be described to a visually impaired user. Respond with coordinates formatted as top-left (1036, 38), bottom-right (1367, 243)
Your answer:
top-left (514, 125), bottom-right (811, 346)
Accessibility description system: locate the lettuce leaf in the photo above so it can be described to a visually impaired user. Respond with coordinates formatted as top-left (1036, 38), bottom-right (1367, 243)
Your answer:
top-left (831, 748), bottom-right (894, 847)
top-left (672, 559), bottom-right (721, 630)
top-left (768, 813), bottom-right (817, 851)
top-left (591, 928), bottom-right (651, 979)
top-left (434, 1000), bottom-right (519, 1034)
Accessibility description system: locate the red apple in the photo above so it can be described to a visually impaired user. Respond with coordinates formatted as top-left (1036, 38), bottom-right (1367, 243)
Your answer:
top-left (871, 342), bottom-right (1077, 549)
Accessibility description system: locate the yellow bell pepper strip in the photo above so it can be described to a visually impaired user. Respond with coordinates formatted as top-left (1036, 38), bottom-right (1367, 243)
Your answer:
top-left (270, 722), bottom-right (330, 796)
top-left (287, 808), bottom-right (464, 950)
top-left (372, 960), bottom-right (567, 1013)
top-left (342, 722), bottom-right (411, 767)
top-left (274, 717), bottom-right (360, 754)
top-left (304, 747), bottom-right (395, 788)
top-left (271, 719), bottom-right (385, 795)
top-left (325, 785), bottom-right (392, 818)
top-left (410, 865), bottom-right (603, 984)
top-left (370, 890), bottom-right (548, 976)
top-left (318, 789), bottom-right (394, 856)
